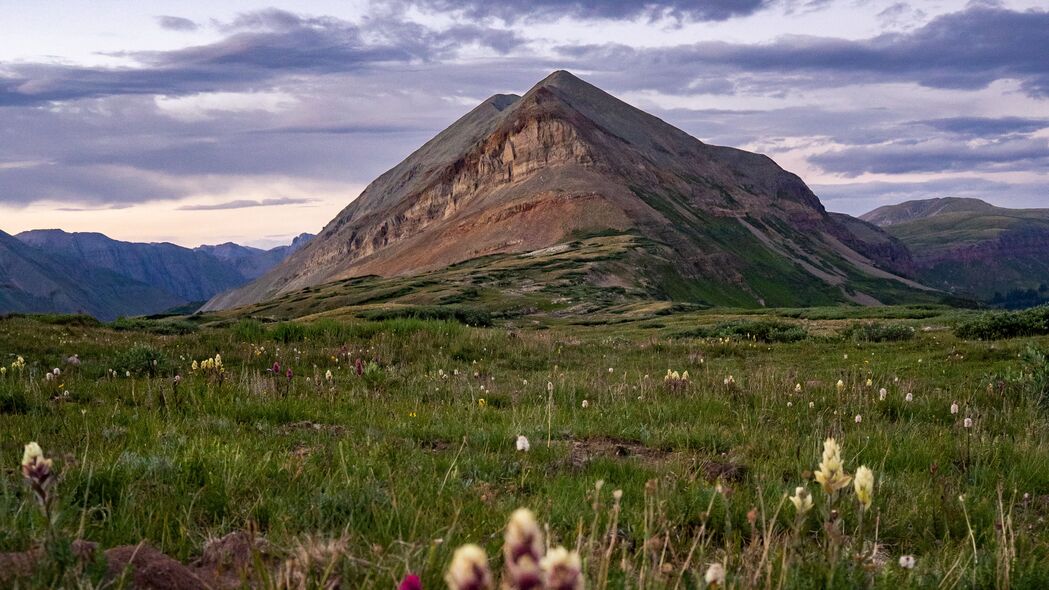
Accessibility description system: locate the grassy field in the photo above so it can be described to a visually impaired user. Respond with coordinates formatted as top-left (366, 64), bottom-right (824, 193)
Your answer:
top-left (2, 306), bottom-right (1049, 588)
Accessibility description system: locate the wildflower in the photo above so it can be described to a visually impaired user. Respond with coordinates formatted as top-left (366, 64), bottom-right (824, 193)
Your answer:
top-left (66, 354), bottom-right (80, 366)
top-left (854, 414), bottom-right (862, 424)
top-left (704, 562), bottom-right (726, 587)
top-left (951, 402), bottom-right (959, 415)
top-left (898, 555), bottom-right (916, 569)
top-left (355, 358), bottom-right (365, 376)
top-left (795, 383), bottom-right (802, 393)
top-left (325, 369), bottom-right (333, 381)
top-left (45, 372), bottom-right (53, 382)
top-left (963, 417), bottom-right (973, 428)
top-left (854, 466), bottom-right (874, 509)
top-left (286, 368), bottom-right (293, 380)
top-left (612, 489), bottom-right (623, 501)
top-left (540, 547), bottom-right (583, 590)
top-left (21, 442), bottom-right (54, 507)
top-left (879, 387), bottom-right (887, 401)
top-left (192, 360), bottom-right (199, 371)
top-left (52, 367), bottom-right (61, 376)
top-left (808, 401), bottom-right (815, 408)
top-left (477, 398), bottom-right (487, 408)
top-left (272, 361), bottom-right (281, 373)
top-left (905, 392), bottom-right (913, 402)
top-left (608, 367), bottom-right (613, 373)
top-left (504, 509), bottom-right (543, 589)
top-left (836, 380), bottom-right (845, 393)
top-left (843, 354), bottom-right (848, 360)
top-left (516, 435), bottom-right (531, 452)
top-left (723, 375), bottom-right (735, 387)
top-left (787, 401), bottom-right (793, 407)
top-left (681, 370), bottom-right (689, 381)
top-left (398, 573), bottom-right (422, 590)
top-left (815, 438), bottom-right (852, 494)
top-left (173, 374), bottom-right (182, 386)
top-left (0, 367), bottom-right (5, 376)
top-left (866, 378), bottom-right (873, 387)
top-left (547, 381), bottom-right (554, 393)
top-left (445, 544), bottom-right (493, 590)
top-left (789, 486), bottom-right (813, 515)
top-left (581, 399), bottom-right (589, 408)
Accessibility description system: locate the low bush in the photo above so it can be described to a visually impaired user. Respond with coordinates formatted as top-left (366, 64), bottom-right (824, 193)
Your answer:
top-left (840, 322), bottom-right (916, 343)
top-left (954, 305), bottom-right (1049, 340)
top-left (674, 319), bottom-right (808, 343)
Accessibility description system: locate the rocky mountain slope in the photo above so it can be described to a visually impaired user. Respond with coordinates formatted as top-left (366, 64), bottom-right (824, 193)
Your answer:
top-left (0, 230), bottom-right (183, 320)
top-left (206, 71), bottom-right (931, 312)
top-left (861, 197), bottom-right (1049, 302)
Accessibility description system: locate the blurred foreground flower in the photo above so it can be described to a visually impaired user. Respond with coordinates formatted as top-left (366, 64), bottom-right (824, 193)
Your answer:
top-left (704, 562), bottom-right (725, 587)
top-left (446, 544), bottom-right (493, 590)
top-left (504, 509), bottom-right (543, 589)
top-left (790, 486), bottom-right (813, 515)
top-left (516, 435), bottom-right (531, 452)
top-left (540, 547), bottom-right (583, 590)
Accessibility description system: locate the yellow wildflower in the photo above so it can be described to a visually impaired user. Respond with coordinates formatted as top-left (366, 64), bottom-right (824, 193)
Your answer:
top-left (815, 437), bottom-right (852, 494)
top-left (854, 465), bottom-right (874, 509)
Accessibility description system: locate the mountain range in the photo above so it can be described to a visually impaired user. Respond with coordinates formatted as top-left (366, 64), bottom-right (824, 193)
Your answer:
top-left (861, 197), bottom-right (1049, 305)
top-left (7, 72), bottom-right (1046, 320)
top-left (0, 230), bottom-right (312, 320)
top-left (205, 70), bottom-right (932, 312)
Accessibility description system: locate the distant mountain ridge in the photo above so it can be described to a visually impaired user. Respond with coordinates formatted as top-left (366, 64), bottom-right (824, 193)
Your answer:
top-left (0, 230), bottom-right (183, 320)
top-left (206, 70), bottom-right (931, 312)
top-left (860, 197), bottom-right (1049, 303)
top-left (2, 230), bottom-right (313, 319)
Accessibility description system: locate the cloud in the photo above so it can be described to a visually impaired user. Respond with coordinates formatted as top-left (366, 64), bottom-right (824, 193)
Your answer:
top-left (395, 0), bottom-right (773, 22)
top-left (177, 197), bottom-right (316, 211)
top-left (156, 16), bottom-right (199, 32)
top-left (810, 136), bottom-right (1049, 176)
top-left (554, 5), bottom-right (1049, 97)
top-left (0, 9), bottom-right (526, 106)
top-left (914, 117), bottom-right (1048, 137)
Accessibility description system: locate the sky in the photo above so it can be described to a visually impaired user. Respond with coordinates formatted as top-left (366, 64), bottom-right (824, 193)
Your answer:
top-left (1, 0), bottom-right (1047, 248)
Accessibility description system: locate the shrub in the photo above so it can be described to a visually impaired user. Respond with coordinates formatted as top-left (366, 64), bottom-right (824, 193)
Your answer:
top-left (358, 305), bottom-right (492, 327)
top-left (110, 317), bottom-right (197, 335)
top-left (113, 344), bottom-right (172, 377)
top-left (841, 322), bottom-right (916, 343)
top-left (674, 319), bottom-right (808, 343)
top-left (954, 305), bottom-right (1049, 340)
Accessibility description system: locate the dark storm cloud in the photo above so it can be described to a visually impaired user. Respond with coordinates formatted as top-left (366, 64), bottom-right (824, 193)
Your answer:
top-left (177, 197), bottom-right (315, 210)
top-left (810, 137), bottom-right (1049, 176)
top-left (156, 16), bottom-right (199, 31)
top-left (558, 5), bottom-right (1049, 97)
top-left (396, 0), bottom-right (772, 22)
top-left (914, 117), bottom-right (1049, 137)
top-left (0, 162), bottom-right (182, 206)
top-left (0, 9), bottom-right (525, 106)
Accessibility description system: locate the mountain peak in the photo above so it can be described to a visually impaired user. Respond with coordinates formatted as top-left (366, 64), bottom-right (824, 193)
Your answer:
top-left (205, 71), bottom-right (930, 312)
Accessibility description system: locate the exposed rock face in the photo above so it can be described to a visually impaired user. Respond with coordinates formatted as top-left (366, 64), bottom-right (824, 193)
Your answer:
top-left (860, 197), bottom-right (1049, 299)
top-left (829, 213), bottom-right (917, 278)
top-left (206, 70), bottom-right (931, 311)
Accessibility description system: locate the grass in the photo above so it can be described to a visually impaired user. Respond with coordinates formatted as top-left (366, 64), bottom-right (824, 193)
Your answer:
top-left (2, 307), bottom-right (1049, 588)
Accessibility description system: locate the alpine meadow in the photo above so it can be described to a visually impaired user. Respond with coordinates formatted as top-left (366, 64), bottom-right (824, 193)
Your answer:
top-left (3, 2), bottom-right (1049, 589)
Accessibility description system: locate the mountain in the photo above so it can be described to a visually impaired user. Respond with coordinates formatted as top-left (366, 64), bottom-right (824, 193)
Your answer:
top-left (0, 230), bottom-right (183, 320)
top-left (16, 230), bottom-right (313, 305)
top-left (205, 70), bottom-right (932, 312)
top-left (860, 197), bottom-right (1049, 303)
top-left (195, 233), bottom-right (314, 280)
top-left (17, 230), bottom-right (249, 302)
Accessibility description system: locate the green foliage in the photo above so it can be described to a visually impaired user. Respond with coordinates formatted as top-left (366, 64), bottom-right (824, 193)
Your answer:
top-left (357, 305), bottom-right (492, 327)
top-left (955, 305), bottom-right (1049, 340)
top-left (110, 317), bottom-right (198, 335)
top-left (674, 319), bottom-right (809, 342)
top-left (840, 322), bottom-right (916, 343)
top-left (112, 344), bottom-right (171, 377)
